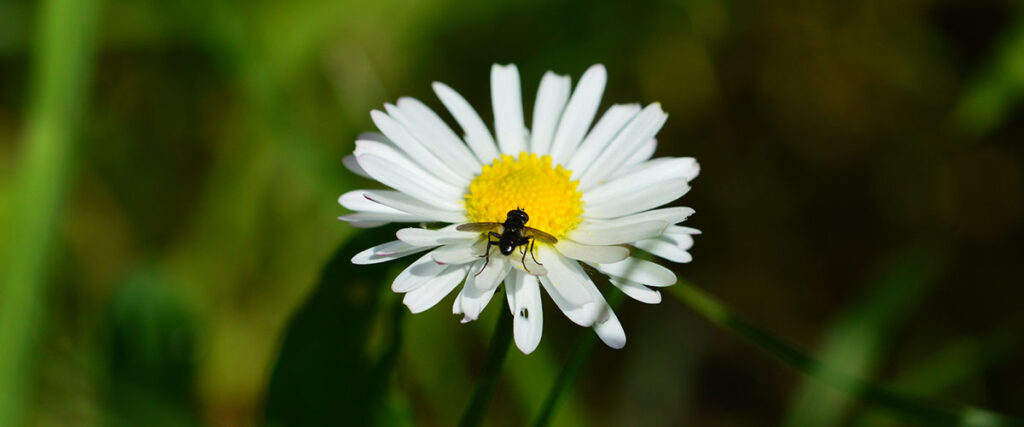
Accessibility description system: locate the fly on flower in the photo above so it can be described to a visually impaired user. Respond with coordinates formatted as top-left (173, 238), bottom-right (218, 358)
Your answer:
top-left (339, 64), bottom-right (700, 354)
top-left (457, 208), bottom-right (557, 275)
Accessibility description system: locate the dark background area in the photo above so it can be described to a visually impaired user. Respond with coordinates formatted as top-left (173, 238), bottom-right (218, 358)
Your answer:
top-left (1, 0), bottom-right (1022, 425)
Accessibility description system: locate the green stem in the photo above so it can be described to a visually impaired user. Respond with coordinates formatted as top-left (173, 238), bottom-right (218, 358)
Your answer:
top-left (533, 289), bottom-right (624, 427)
top-left (0, 0), bottom-right (100, 425)
top-left (458, 298), bottom-right (514, 427)
top-left (531, 327), bottom-right (596, 427)
top-left (667, 281), bottom-right (1023, 426)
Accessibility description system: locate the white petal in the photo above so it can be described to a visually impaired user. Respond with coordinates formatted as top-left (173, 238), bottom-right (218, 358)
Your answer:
top-left (339, 190), bottom-right (398, 213)
top-left (491, 64), bottom-right (527, 154)
top-left (554, 240), bottom-right (630, 263)
top-left (509, 249), bottom-right (548, 276)
top-left (610, 278), bottom-right (662, 304)
top-left (627, 157), bottom-right (700, 182)
top-left (583, 178), bottom-right (690, 219)
top-left (667, 225), bottom-right (702, 236)
top-left (352, 138), bottom-right (401, 158)
top-left (538, 257), bottom-right (603, 327)
top-left (357, 131), bottom-right (390, 143)
top-left (351, 149), bottom-right (459, 204)
top-left (392, 98), bottom-right (481, 176)
top-left (343, 155), bottom-right (371, 179)
top-left (594, 257), bottom-right (677, 287)
top-left (577, 103), bottom-right (668, 190)
top-left (370, 110), bottom-right (468, 186)
top-left (568, 220), bottom-right (668, 246)
top-left (403, 264), bottom-right (469, 313)
top-left (593, 307), bottom-right (626, 349)
top-left (351, 240), bottom-right (430, 265)
top-left (536, 246), bottom-right (594, 307)
top-left (506, 271), bottom-right (543, 354)
top-left (355, 153), bottom-right (463, 211)
top-left (586, 207), bottom-right (696, 228)
top-left (621, 139), bottom-right (658, 170)
top-left (583, 158), bottom-right (697, 212)
top-left (549, 64), bottom-right (607, 165)
top-left (392, 251), bottom-right (448, 292)
top-left (529, 72), bottom-right (571, 155)
top-left (458, 258), bottom-right (509, 322)
top-left (452, 260), bottom-right (483, 316)
top-left (432, 82), bottom-right (500, 164)
top-left (662, 227), bottom-right (698, 253)
top-left (396, 227), bottom-right (479, 246)
top-left (566, 104), bottom-right (641, 177)
top-left (338, 212), bottom-right (425, 226)
top-left (338, 217), bottom-right (389, 228)
top-left (666, 232), bottom-right (696, 251)
top-left (455, 285), bottom-right (497, 323)
top-left (431, 242), bottom-right (483, 265)
top-left (632, 237), bottom-right (693, 263)
top-left (361, 190), bottom-right (465, 223)
top-left (470, 252), bottom-right (511, 291)
top-left (338, 191), bottom-right (430, 224)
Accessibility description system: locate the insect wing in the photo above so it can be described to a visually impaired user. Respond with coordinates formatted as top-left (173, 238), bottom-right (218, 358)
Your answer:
top-left (524, 226), bottom-right (558, 244)
top-left (456, 222), bottom-right (502, 232)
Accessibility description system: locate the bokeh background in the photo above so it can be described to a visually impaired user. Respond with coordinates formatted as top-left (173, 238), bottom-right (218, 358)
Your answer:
top-left (1, 0), bottom-right (1023, 425)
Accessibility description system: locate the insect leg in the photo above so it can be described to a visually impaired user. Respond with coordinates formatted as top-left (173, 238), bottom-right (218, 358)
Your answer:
top-left (520, 238), bottom-right (531, 273)
top-left (477, 241), bottom-right (493, 276)
top-left (528, 238), bottom-right (542, 266)
top-left (477, 233), bottom-right (501, 276)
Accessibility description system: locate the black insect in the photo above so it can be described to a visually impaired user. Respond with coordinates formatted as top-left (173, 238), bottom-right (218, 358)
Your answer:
top-left (456, 208), bottom-right (557, 274)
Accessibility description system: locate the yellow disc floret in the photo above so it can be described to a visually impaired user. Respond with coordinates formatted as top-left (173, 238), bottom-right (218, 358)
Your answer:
top-left (464, 152), bottom-right (584, 239)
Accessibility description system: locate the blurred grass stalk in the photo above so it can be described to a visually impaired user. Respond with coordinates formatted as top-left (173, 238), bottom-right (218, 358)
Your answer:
top-left (954, 10), bottom-right (1024, 138)
top-left (0, 0), bottom-right (100, 424)
top-left (458, 299), bottom-right (514, 427)
top-left (784, 248), bottom-right (945, 426)
top-left (665, 282), bottom-right (1020, 426)
top-left (853, 318), bottom-right (1024, 427)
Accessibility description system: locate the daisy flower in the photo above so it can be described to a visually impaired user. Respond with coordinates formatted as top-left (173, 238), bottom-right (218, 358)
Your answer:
top-left (339, 64), bottom-right (699, 354)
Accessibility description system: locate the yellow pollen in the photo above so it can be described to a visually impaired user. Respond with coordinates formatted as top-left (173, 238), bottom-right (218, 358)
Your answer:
top-left (464, 152), bottom-right (584, 239)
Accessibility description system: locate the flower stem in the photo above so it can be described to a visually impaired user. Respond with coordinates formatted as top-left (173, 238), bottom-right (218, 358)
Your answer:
top-left (531, 326), bottom-right (596, 427)
top-left (458, 298), bottom-right (514, 427)
top-left (532, 289), bottom-right (624, 427)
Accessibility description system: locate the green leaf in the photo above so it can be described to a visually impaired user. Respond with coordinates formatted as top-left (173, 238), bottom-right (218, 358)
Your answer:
top-left (264, 231), bottom-right (404, 426)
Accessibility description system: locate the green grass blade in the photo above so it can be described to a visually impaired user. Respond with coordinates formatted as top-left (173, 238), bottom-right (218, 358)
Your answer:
top-left (783, 248), bottom-right (946, 427)
top-left (532, 289), bottom-right (624, 427)
top-left (504, 339), bottom-right (589, 426)
top-left (953, 9), bottom-right (1024, 138)
top-left (0, 0), bottom-right (101, 424)
top-left (530, 326), bottom-right (599, 427)
top-left (853, 318), bottom-right (1024, 427)
top-left (890, 319), bottom-right (1024, 395)
top-left (666, 281), bottom-right (1023, 426)
top-left (459, 299), bottom-right (514, 427)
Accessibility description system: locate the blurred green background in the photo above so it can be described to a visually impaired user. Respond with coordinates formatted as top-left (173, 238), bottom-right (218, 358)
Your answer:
top-left (1, 0), bottom-right (1023, 425)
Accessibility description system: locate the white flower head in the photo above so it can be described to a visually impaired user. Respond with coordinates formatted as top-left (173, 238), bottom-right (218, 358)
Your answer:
top-left (340, 64), bottom-right (700, 354)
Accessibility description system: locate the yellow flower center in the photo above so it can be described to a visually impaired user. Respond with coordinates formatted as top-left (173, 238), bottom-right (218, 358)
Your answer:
top-left (464, 152), bottom-right (584, 239)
